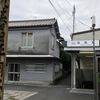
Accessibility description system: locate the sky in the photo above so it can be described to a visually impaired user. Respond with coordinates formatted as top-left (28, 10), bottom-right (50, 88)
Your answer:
top-left (9, 0), bottom-right (100, 40)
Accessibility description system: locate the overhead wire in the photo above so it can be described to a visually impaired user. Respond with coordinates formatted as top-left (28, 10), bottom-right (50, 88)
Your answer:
top-left (48, 0), bottom-right (72, 33)
top-left (54, 0), bottom-right (71, 17)
top-left (53, 0), bottom-right (73, 29)
top-left (54, 0), bottom-right (73, 27)
top-left (65, 1), bottom-right (91, 28)
top-left (60, 0), bottom-right (74, 27)
top-left (55, 0), bottom-right (72, 16)
top-left (76, 19), bottom-right (90, 28)
top-left (55, 0), bottom-right (78, 31)
top-left (49, 0), bottom-right (91, 33)
top-left (60, 15), bottom-right (72, 30)
top-left (55, 0), bottom-right (90, 28)
top-left (65, 0), bottom-right (73, 7)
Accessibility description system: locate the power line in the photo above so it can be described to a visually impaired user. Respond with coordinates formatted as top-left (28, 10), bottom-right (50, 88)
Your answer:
top-left (50, 0), bottom-right (77, 32)
top-left (48, 0), bottom-right (72, 33)
top-left (54, 0), bottom-right (72, 17)
top-left (62, 0), bottom-right (73, 12)
top-left (49, 0), bottom-right (90, 31)
top-left (53, 0), bottom-right (72, 29)
top-left (55, 0), bottom-right (90, 28)
top-left (60, 15), bottom-right (72, 30)
top-left (65, 0), bottom-right (73, 7)
top-left (76, 19), bottom-right (90, 28)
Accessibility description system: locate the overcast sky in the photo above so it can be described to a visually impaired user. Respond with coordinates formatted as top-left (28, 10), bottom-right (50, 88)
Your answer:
top-left (9, 0), bottom-right (100, 40)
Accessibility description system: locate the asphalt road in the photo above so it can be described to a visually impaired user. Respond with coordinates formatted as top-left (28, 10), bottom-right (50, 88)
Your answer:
top-left (4, 75), bottom-right (93, 100)
top-left (57, 74), bottom-right (71, 87)
top-left (4, 84), bottom-right (93, 100)
top-left (28, 86), bottom-right (93, 100)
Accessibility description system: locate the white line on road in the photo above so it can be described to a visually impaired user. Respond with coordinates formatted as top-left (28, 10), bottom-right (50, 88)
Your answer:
top-left (4, 90), bottom-right (38, 100)
top-left (21, 92), bottom-right (38, 100)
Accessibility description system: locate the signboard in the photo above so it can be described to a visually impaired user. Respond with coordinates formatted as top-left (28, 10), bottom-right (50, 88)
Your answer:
top-left (67, 40), bottom-right (99, 47)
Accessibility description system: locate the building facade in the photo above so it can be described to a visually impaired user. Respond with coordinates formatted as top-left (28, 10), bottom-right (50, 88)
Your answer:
top-left (5, 18), bottom-right (62, 85)
top-left (64, 28), bottom-right (100, 93)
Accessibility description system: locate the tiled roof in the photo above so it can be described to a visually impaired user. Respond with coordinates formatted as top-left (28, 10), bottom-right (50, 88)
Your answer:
top-left (9, 18), bottom-right (57, 27)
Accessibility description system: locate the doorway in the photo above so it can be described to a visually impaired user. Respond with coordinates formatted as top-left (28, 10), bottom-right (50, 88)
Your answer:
top-left (8, 63), bottom-right (20, 81)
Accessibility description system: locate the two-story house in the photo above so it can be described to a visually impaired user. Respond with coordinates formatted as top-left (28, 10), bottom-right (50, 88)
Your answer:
top-left (5, 18), bottom-right (62, 85)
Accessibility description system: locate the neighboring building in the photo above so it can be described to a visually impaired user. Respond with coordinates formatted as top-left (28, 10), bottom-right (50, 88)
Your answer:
top-left (5, 18), bottom-right (62, 85)
top-left (64, 28), bottom-right (100, 92)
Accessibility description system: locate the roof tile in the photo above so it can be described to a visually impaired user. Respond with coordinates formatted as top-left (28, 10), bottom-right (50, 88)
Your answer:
top-left (9, 18), bottom-right (57, 27)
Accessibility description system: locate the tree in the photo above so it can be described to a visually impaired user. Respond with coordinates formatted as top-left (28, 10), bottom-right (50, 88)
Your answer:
top-left (60, 48), bottom-right (71, 72)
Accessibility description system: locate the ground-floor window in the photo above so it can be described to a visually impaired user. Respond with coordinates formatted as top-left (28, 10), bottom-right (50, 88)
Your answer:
top-left (55, 64), bottom-right (62, 73)
top-left (25, 63), bottom-right (45, 72)
top-left (55, 64), bottom-right (60, 73)
top-left (8, 63), bottom-right (20, 81)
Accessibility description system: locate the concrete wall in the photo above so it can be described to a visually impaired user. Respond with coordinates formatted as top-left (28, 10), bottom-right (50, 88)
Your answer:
top-left (76, 57), bottom-right (93, 88)
top-left (55, 42), bottom-right (60, 58)
top-left (5, 58), bottom-right (62, 84)
top-left (80, 58), bottom-right (93, 81)
top-left (8, 26), bottom-right (60, 57)
top-left (7, 27), bottom-right (49, 55)
top-left (6, 58), bottom-right (53, 84)
top-left (80, 58), bottom-right (93, 69)
top-left (5, 58), bottom-right (53, 84)
top-left (73, 30), bottom-right (100, 40)
top-left (53, 60), bottom-right (62, 80)
top-left (49, 26), bottom-right (60, 58)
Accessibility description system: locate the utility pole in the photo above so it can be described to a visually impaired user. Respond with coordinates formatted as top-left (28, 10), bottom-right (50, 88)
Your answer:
top-left (91, 16), bottom-right (97, 100)
top-left (72, 5), bottom-right (76, 89)
top-left (72, 5), bottom-right (76, 33)
top-left (0, 0), bottom-right (10, 100)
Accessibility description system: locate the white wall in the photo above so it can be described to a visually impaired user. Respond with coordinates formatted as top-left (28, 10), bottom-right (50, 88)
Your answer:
top-left (80, 58), bottom-right (93, 69)
top-left (73, 30), bottom-right (100, 40)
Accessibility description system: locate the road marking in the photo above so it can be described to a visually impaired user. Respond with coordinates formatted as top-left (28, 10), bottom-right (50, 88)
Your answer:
top-left (4, 90), bottom-right (38, 100)
top-left (21, 92), bottom-right (38, 100)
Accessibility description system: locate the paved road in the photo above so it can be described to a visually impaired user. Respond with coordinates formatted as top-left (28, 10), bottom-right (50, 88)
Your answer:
top-left (4, 89), bottom-right (37, 100)
top-left (4, 75), bottom-right (93, 100)
top-left (4, 84), bottom-right (93, 100)
top-left (57, 75), bottom-right (71, 87)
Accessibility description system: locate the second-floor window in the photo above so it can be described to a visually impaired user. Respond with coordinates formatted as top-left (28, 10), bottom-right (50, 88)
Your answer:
top-left (52, 34), bottom-right (55, 49)
top-left (21, 33), bottom-right (33, 47)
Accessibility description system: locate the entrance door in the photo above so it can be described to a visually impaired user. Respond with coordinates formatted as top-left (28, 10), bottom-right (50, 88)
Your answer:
top-left (8, 63), bottom-right (20, 81)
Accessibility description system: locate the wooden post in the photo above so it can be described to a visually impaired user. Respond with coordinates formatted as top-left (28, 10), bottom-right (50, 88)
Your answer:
top-left (0, 0), bottom-right (10, 99)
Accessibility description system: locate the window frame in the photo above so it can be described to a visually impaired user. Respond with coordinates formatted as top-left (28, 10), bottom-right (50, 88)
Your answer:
top-left (54, 64), bottom-right (60, 73)
top-left (21, 32), bottom-right (34, 48)
top-left (51, 34), bottom-right (55, 49)
top-left (25, 63), bottom-right (46, 73)
top-left (8, 63), bottom-right (21, 73)
top-left (7, 63), bottom-right (21, 82)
